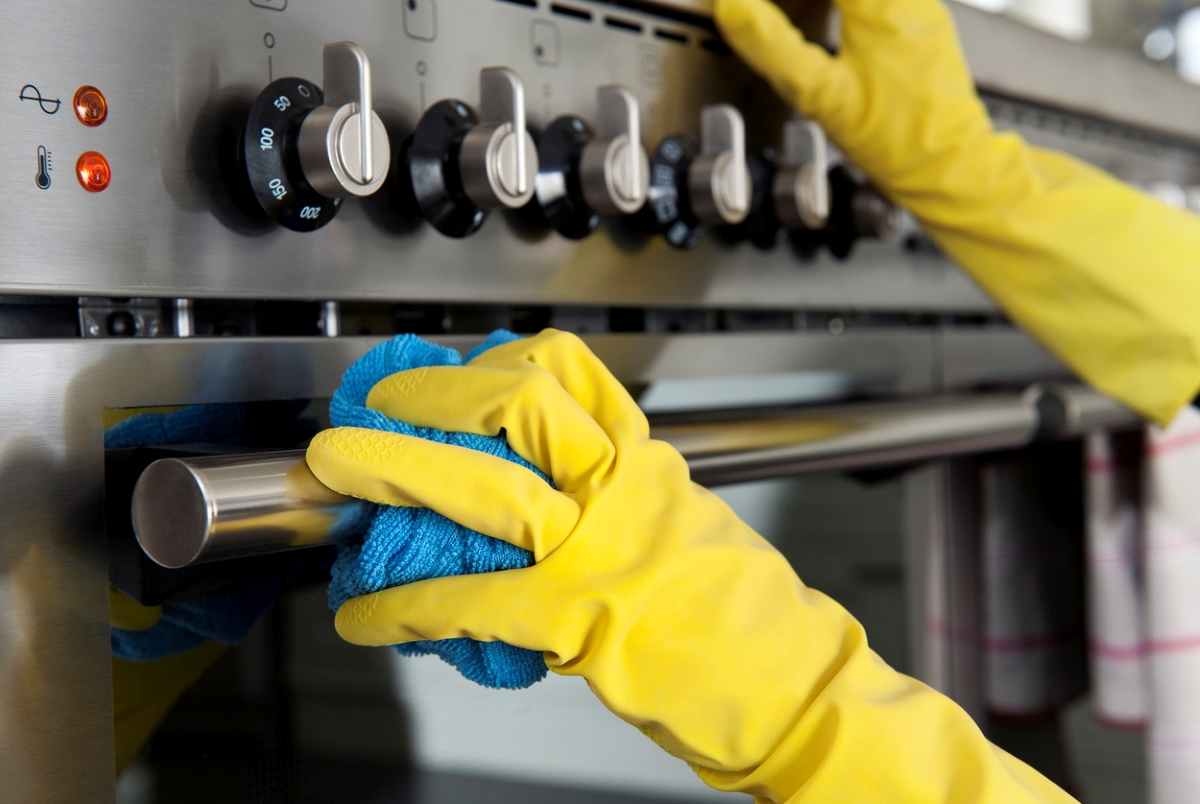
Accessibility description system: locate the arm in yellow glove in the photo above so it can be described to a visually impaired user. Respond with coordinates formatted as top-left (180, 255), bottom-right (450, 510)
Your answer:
top-left (716, 0), bottom-right (1200, 425)
top-left (109, 588), bottom-right (225, 776)
top-left (307, 330), bottom-right (1075, 803)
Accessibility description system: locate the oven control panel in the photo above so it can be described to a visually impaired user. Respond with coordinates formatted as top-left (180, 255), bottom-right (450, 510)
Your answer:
top-left (0, 0), bottom-right (987, 310)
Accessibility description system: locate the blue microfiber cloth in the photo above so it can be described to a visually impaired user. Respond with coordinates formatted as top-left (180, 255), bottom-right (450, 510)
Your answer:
top-left (108, 403), bottom-right (328, 662)
top-left (326, 330), bottom-right (549, 690)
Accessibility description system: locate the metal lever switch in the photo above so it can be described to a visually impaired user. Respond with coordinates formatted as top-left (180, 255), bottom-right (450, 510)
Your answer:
top-left (460, 67), bottom-right (538, 208)
top-left (580, 86), bottom-right (649, 215)
top-left (689, 104), bottom-right (750, 225)
top-left (774, 119), bottom-right (830, 230)
top-left (298, 41), bottom-right (390, 197)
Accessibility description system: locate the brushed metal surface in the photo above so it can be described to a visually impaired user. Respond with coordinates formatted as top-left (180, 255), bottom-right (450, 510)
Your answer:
top-left (2, 1), bottom-right (1196, 305)
top-left (0, 0), bottom-right (988, 307)
top-left (952, 2), bottom-right (1200, 144)
top-left (654, 0), bottom-right (1200, 145)
top-left (0, 327), bottom-right (1121, 798)
top-left (938, 327), bottom-right (1070, 391)
top-left (0, 328), bottom-right (950, 801)
top-left (0, 338), bottom-right (383, 803)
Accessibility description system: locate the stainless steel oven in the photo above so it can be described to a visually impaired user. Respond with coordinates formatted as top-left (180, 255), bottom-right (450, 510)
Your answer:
top-left (1, 0), bottom-right (1195, 800)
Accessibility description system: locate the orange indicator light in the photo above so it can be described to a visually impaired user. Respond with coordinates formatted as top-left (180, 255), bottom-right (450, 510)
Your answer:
top-left (73, 85), bottom-right (107, 127)
top-left (76, 151), bottom-right (111, 192)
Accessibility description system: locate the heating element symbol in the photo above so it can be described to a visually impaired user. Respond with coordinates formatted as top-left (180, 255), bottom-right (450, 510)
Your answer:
top-left (19, 84), bottom-right (60, 115)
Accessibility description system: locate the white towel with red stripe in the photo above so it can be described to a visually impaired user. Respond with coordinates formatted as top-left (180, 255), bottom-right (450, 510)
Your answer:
top-left (982, 451), bottom-right (1087, 717)
top-left (1084, 430), bottom-right (1147, 729)
top-left (1144, 406), bottom-right (1200, 802)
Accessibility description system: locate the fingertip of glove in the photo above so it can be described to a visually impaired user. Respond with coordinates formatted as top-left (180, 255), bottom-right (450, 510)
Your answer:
top-left (334, 594), bottom-right (384, 644)
top-left (306, 428), bottom-right (406, 502)
top-left (308, 427), bottom-right (405, 465)
top-left (305, 429), bottom-right (343, 476)
top-left (365, 366), bottom-right (431, 412)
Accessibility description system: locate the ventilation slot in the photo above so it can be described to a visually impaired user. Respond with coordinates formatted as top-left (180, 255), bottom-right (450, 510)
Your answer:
top-left (605, 15), bottom-right (643, 32)
top-left (700, 37), bottom-right (733, 55)
top-left (551, 3), bottom-right (593, 20)
top-left (654, 27), bottom-right (688, 43)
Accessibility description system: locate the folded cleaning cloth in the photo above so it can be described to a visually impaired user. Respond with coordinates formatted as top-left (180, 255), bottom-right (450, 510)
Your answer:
top-left (108, 402), bottom-right (328, 661)
top-left (325, 330), bottom-right (549, 690)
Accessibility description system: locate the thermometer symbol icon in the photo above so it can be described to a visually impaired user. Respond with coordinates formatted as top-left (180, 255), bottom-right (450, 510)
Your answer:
top-left (36, 146), bottom-right (51, 189)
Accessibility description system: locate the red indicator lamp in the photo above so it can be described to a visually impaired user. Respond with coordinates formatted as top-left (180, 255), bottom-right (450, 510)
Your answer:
top-left (76, 151), bottom-right (110, 192)
top-left (73, 85), bottom-right (107, 127)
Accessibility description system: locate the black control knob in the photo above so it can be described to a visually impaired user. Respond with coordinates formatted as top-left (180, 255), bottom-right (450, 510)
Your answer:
top-left (531, 86), bottom-right (649, 240)
top-left (639, 104), bottom-right (750, 250)
top-left (639, 134), bottom-right (701, 248)
top-left (823, 165), bottom-right (900, 259)
top-left (716, 150), bottom-right (781, 250)
top-left (241, 42), bottom-right (389, 232)
top-left (401, 67), bottom-right (537, 238)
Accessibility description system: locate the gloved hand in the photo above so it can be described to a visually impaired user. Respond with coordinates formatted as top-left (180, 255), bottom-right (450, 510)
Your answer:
top-left (716, 0), bottom-right (1200, 426)
top-left (307, 330), bottom-right (1073, 802)
top-left (109, 588), bottom-right (225, 776)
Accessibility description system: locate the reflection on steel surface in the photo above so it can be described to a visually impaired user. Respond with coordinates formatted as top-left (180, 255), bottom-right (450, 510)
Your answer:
top-left (132, 451), bottom-right (371, 569)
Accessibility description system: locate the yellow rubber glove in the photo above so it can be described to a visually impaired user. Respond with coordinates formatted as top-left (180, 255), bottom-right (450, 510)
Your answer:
top-left (307, 330), bottom-right (1074, 803)
top-left (109, 588), bottom-right (225, 776)
top-left (716, 0), bottom-right (1200, 426)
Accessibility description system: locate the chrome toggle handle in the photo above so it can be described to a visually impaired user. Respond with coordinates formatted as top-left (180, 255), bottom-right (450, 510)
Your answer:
top-left (298, 41), bottom-right (390, 197)
top-left (689, 104), bottom-right (750, 225)
top-left (460, 67), bottom-right (539, 208)
top-left (323, 41), bottom-right (376, 184)
top-left (774, 118), bottom-right (831, 230)
top-left (580, 85), bottom-right (649, 215)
